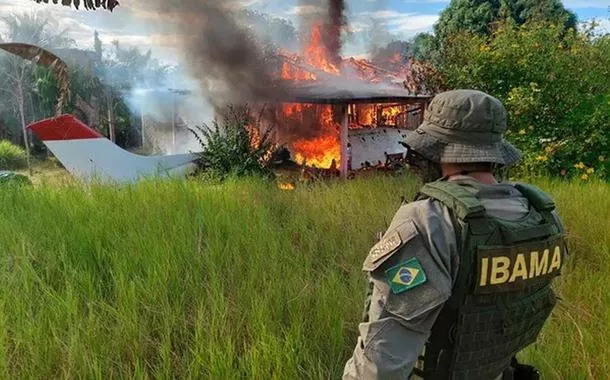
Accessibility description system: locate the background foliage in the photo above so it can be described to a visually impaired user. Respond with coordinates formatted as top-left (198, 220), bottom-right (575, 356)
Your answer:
top-left (434, 0), bottom-right (576, 40)
top-left (428, 21), bottom-right (609, 180)
top-left (0, 140), bottom-right (27, 170)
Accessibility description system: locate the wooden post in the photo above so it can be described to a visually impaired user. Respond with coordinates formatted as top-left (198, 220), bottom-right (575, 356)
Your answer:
top-left (17, 81), bottom-right (32, 176)
top-left (171, 94), bottom-right (176, 154)
top-left (421, 100), bottom-right (428, 126)
top-left (141, 106), bottom-right (146, 149)
top-left (106, 90), bottom-right (115, 143)
top-left (340, 104), bottom-right (348, 179)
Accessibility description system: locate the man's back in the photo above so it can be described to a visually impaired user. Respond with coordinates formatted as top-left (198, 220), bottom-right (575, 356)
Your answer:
top-left (343, 177), bottom-right (565, 379)
top-left (344, 90), bottom-right (566, 379)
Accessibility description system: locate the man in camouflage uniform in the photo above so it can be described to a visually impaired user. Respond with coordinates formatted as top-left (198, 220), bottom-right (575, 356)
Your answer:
top-left (343, 90), bottom-right (566, 380)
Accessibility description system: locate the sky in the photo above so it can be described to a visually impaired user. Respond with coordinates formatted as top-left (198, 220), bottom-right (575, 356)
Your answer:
top-left (0, 0), bottom-right (608, 64)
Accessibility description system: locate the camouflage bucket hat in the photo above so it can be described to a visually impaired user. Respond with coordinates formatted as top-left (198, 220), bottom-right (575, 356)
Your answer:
top-left (403, 89), bottom-right (521, 166)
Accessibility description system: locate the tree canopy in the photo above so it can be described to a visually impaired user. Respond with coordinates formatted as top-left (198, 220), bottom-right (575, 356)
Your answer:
top-left (434, 0), bottom-right (577, 40)
top-left (429, 21), bottom-right (609, 179)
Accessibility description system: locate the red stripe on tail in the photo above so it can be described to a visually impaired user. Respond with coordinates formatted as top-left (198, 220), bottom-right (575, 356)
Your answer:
top-left (28, 114), bottom-right (103, 141)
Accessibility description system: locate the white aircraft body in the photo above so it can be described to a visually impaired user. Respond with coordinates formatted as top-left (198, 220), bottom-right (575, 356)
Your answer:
top-left (28, 115), bottom-right (198, 183)
top-left (28, 115), bottom-right (410, 183)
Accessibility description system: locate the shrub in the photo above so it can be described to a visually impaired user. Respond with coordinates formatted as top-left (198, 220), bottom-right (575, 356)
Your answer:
top-left (430, 21), bottom-right (610, 180)
top-left (190, 105), bottom-right (277, 179)
top-left (0, 140), bottom-right (27, 170)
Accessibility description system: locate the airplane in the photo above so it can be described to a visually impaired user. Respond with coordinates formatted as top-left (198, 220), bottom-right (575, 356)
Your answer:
top-left (28, 114), bottom-right (410, 184)
top-left (28, 114), bottom-right (199, 183)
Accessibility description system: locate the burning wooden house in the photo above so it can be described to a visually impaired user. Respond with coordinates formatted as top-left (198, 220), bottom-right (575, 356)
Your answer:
top-left (249, 23), bottom-right (433, 178)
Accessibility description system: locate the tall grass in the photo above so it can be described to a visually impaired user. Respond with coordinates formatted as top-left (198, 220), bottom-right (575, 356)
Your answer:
top-left (0, 176), bottom-right (607, 379)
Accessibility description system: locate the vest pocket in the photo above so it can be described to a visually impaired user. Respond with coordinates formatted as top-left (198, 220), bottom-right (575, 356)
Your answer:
top-left (449, 286), bottom-right (556, 378)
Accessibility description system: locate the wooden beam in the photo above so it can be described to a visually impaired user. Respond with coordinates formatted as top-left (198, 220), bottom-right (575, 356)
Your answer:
top-left (277, 54), bottom-right (337, 82)
top-left (340, 104), bottom-right (348, 179)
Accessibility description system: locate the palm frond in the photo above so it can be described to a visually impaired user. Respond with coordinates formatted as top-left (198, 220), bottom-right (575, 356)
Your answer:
top-left (30, 0), bottom-right (119, 11)
top-left (0, 42), bottom-right (70, 115)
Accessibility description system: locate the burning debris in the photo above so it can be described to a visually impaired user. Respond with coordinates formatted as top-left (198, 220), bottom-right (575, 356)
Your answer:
top-left (144, 0), bottom-right (431, 175)
top-left (255, 19), bottom-right (430, 172)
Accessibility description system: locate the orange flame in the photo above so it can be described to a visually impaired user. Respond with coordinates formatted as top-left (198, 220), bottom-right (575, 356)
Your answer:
top-left (246, 124), bottom-right (261, 149)
top-left (277, 24), bottom-right (343, 168)
top-left (380, 105), bottom-right (404, 126)
top-left (281, 59), bottom-right (315, 81)
top-left (290, 105), bottom-right (340, 169)
top-left (304, 24), bottom-right (340, 75)
top-left (279, 182), bottom-right (296, 191)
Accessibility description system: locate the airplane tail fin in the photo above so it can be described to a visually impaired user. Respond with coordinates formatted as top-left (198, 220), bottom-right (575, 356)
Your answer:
top-left (28, 114), bottom-right (199, 183)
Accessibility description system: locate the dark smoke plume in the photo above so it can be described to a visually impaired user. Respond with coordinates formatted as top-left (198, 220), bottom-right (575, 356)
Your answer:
top-left (325, 0), bottom-right (347, 66)
top-left (146, 0), bottom-right (286, 107)
top-left (142, 0), bottom-right (350, 147)
top-left (298, 0), bottom-right (348, 66)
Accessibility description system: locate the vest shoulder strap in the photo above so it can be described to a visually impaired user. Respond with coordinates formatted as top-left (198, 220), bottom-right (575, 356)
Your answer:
top-left (418, 181), bottom-right (485, 220)
top-left (513, 183), bottom-right (556, 212)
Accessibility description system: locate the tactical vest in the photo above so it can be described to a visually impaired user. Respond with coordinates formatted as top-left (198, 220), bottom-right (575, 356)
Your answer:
top-left (412, 181), bottom-right (566, 380)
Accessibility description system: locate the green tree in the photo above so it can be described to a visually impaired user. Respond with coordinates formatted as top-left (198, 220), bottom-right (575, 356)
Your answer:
top-left (409, 33), bottom-right (440, 62)
top-left (91, 35), bottom-right (167, 144)
top-left (434, 0), bottom-right (576, 40)
top-left (432, 21), bottom-right (610, 179)
top-left (0, 13), bottom-right (74, 166)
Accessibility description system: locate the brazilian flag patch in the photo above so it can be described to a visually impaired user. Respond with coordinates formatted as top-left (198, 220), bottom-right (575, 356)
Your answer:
top-left (385, 258), bottom-right (427, 294)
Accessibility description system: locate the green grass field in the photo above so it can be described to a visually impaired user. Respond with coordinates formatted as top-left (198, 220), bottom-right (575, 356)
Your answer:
top-left (0, 175), bottom-right (607, 379)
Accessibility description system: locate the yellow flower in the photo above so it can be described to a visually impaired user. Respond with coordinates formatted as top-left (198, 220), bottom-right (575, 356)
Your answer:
top-left (544, 146), bottom-right (553, 154)
top-left (528, 125), bottom-right (535, 130)
top-left (518, 129), bottom-right (527, 135)
top-left (600, 156), bottom-right (607, 162)
top-left (586, 168), bottom-right (595, 174)
top-left (581, 174), bottom-right (589, 181)
top-left (574, 162), bottom-right (585, 170)
top-left (536, 155), bottom-right (548, 162)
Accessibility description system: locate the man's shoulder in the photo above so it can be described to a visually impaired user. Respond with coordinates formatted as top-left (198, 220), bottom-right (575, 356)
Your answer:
top-left (362, 198), bottom-right (459, 322)
top-left (391, 198), bottom-right (459, 242)
top-left (392, 198), bottom-right (450, 227)
top-left (363, 198), bottom-right (458, 273)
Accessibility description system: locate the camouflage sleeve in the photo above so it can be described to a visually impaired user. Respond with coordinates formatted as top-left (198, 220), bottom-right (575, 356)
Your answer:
top-left (343, 200), bottom-right (459, 380)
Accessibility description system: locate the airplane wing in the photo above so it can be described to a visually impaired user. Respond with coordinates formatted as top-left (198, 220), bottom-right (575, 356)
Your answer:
top-left (28, 114), bottom-right (199, 183)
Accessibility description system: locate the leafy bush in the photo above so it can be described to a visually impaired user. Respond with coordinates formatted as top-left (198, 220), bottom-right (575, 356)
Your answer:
top-left (0, 140), bottom-right (27, 170)
top-left (430, 21), bottom-right (610, 180)
top-left (190, 106), bottom-right (277, 179)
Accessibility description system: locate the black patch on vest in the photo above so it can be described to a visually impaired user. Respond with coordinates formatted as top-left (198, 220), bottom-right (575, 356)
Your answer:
top-left (475, 237), bottom-right (565, 294)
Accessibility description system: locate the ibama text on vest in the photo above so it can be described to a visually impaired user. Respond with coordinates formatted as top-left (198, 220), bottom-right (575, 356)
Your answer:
top-left (475, 238), bottom-right (564, 294)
